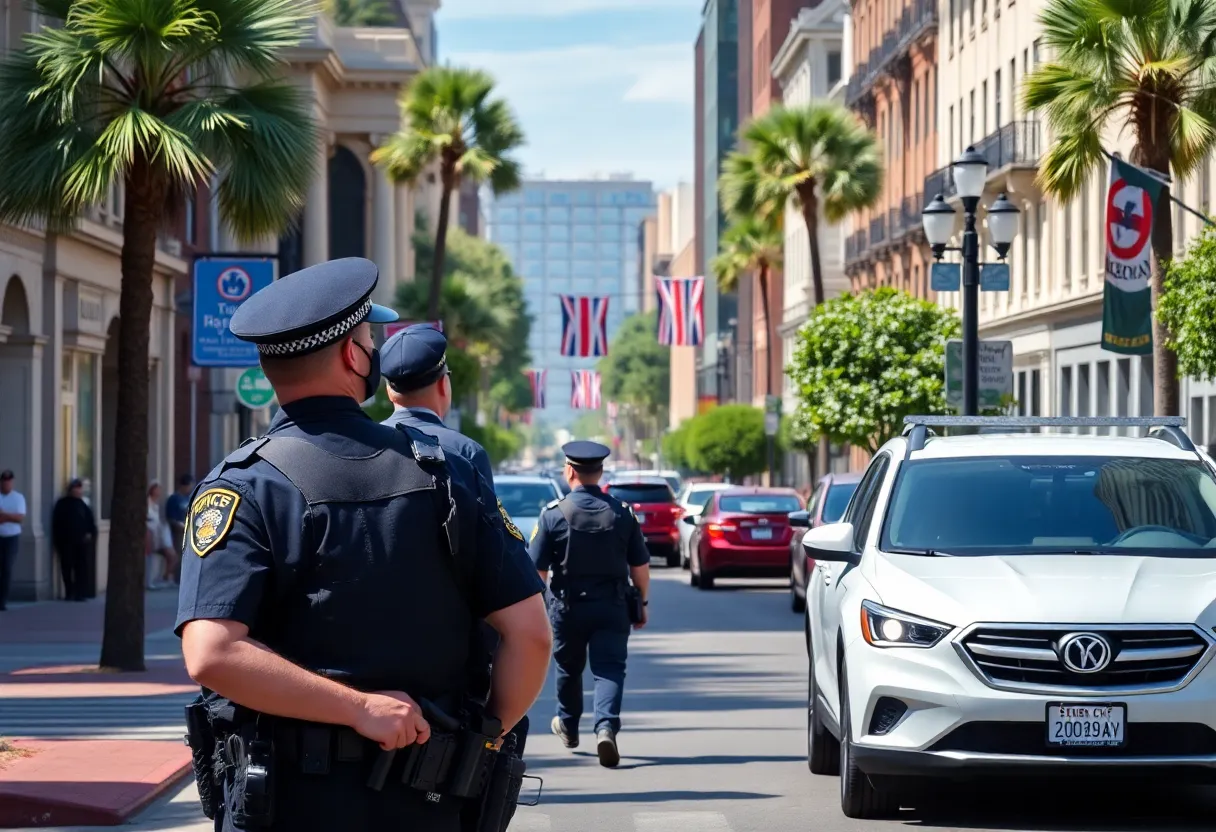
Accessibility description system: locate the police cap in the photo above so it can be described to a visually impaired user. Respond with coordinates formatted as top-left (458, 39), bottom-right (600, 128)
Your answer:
top-left (563, 440), bottom-right (611, 472)
top-left (382, 324), bottom-right (449, 392)
top-left (229, 257), bottom-right (398, 357)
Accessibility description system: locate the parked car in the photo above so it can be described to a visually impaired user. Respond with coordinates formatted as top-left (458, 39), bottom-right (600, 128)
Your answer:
top-left (788, 472), bottom-right (863, 613)
top-left (606, 475), bottom-right (682, 567)
top-left (627, 469), bottom-right (683, 494)
top-left (804, 416), bottom-right (1216, 819)
top-left (675, 482), bottom-right (735, 569)
top-left (493, 474), bottom-right (562, 543)
top-left (683, 488), bottom-right (804, 589)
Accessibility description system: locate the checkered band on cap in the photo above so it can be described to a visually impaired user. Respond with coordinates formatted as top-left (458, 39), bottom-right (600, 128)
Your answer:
top-left (256, 298), bottom-right (371, 357)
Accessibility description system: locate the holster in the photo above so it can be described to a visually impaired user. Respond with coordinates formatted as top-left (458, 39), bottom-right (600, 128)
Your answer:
top-left (475, 734), bottom-right (527, 832)
top-left (624, 585), bottom-right (645, 625)
top-left (218, 723), bottom-right (276, 828)
top-left (183, 696), bottom-right (220, 819)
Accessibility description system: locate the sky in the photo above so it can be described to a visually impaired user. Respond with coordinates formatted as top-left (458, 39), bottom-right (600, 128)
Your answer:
top-left (435, 0), bottom-right (703, 192)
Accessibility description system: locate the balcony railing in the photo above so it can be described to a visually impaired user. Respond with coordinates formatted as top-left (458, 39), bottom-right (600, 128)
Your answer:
top-left (902, 193), bottom-right (923, 236)
top-left (923, 121), bottom-right (1042, 202)
top-left (888, 206), bottom-right (905, 240)
top-left (845, 59), bottom-right (871, 106)
top-left (846, 0), bottom-right (938, 108)
top-left (869, 215), bottom-right (887, 248)
top-left (845, 229), bottom-right (869, 264)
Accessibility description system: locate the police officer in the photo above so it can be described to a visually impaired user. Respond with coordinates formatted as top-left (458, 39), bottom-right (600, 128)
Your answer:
top-left (529, 441), bottom-right (651, 768)
top-left (175, 258), bottom-right (552, 832)
top-left (378, 323), bottom-right (533, 758)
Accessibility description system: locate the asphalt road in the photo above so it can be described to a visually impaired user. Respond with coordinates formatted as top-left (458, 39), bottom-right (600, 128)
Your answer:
top-left (39, 567), bottom-right (1216, 832)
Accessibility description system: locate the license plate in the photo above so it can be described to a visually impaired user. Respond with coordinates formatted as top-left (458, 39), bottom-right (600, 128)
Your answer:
top-left (751, 527), bottom-right (773, 540)
top-left (636, 514), bottom-right (646, 523)
top-left (1046, 702), bottom-right (1126, 747)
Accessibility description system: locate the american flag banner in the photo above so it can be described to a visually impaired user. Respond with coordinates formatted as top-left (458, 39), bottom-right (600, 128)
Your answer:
top-left (656, 277), bottom-right (706, 347)
top-left (560, 295), bottom-right (610, 357)
top-left (526, 369), bottom-right (547, 409)
top-left (570, 370), bottom-right (602, 409)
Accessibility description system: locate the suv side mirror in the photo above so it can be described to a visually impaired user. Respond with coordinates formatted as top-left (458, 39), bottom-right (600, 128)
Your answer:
top-left (788, 510), bottom-right (810, 528)
top-left (802, 522), bottom-right (860, 565)
top-left (682, 514), bottom-right (699, 527)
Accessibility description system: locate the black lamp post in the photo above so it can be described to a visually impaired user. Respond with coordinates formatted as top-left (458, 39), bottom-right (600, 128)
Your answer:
top-left (922, 146), bottom-right (1021, 416)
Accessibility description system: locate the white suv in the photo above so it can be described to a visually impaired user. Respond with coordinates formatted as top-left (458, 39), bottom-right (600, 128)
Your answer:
top-left (802, 416), bottom-right (1216, 819)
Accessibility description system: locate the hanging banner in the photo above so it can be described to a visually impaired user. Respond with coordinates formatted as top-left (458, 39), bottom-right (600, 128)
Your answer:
top-left (1102, 158), bottom-right (1163, 355)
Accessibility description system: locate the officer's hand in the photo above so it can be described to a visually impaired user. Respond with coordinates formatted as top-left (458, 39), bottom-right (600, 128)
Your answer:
top-left (633, 606), bottom-right (649, 631)
top-left (355, 691), bottom-right (432, 750)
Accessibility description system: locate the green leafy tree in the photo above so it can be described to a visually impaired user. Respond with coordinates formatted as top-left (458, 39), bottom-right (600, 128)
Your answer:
top-left (463, 422), bottom-right (523, 467)
top-left (685, 405), bottom-right (768, 480)
top-left (598, 311), bottom-right (670, 422)
top-left (1023, 0), bottom-right (1216, 416)
top-left (0, 0), bottom-right (316, 671)
top-left (373, 67), bottom-right (525, 321)
top-left (719, 103), bottom-right (883, 307)
top-left (788, 287), bottom-right (961, 454)
top-left (326, 0), bottom-right (397, 25)
top-left (1160, 225), bottom-right (1216, 380)
top-left (661, 419), bottom-right (703, 474)
top-left (712, 215), bottom-right (784, 396)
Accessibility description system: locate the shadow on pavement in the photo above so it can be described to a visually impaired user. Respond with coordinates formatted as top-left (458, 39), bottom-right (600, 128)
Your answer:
top-left (535, 789), bottom-right (780, 804)
top-left (527, 753), bottom-right (804, 771)
top-left (897, 781), bottom-right (1216, 830)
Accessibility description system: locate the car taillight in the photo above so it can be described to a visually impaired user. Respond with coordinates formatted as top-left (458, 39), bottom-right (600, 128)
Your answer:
top-left (705, 522), bottom-right (737, 540)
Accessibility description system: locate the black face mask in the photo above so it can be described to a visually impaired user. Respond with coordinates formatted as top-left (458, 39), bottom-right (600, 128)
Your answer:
top-left (353, 341), bottom-right (381, 404)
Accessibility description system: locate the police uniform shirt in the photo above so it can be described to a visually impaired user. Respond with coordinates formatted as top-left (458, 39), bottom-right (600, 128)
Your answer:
top-left (383, 407), bottom-right (495, 489)
top-left (174, 396), bottom-right (544, 695)
top-left (528, 484), bottom-right (650, 594)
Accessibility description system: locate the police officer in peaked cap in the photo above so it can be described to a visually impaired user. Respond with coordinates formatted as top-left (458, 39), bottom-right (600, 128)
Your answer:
top-left (529, 441), bottom-right (651, 767)
top-left (174, 257), bottom-right (552, 832)
top-left (379, 323), bottom-right (536, 761)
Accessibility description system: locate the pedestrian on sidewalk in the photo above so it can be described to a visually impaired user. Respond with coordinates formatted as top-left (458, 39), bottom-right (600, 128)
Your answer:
top-left (51, 478), bottom-right (96, 601)
top-left (164, 474), bottom-right (194, 581)
top-left (0, 469), bottom-right (25, 611)
top-left (145, 482), bottom-right (178, 590)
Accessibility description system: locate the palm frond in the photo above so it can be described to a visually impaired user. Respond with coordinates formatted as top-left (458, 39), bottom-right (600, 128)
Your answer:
top-left (712, 214), bottom-right (784, 293)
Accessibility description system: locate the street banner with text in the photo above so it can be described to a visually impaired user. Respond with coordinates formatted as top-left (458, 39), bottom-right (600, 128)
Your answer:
top-left (1102, 158), bottom-right (1163, 355)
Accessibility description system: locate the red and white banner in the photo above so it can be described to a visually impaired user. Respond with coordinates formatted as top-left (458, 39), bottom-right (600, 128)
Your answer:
top-left (526, 369), bottom-right (546, 408)
top-left (570, 370), bottom-right (602, 409)
top-left (560, 295), bottom-right (610, 357)
top-left (656, 277), bottom-right (705, 346)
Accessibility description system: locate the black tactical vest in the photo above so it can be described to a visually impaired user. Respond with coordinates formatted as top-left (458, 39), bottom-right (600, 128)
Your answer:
top-left (553, 495), bottom-right (630, 595)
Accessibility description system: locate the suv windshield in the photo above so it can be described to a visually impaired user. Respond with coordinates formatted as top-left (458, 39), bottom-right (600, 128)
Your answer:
top-left (823, 483), bottom-right (859, 524)
top-left (497, 483), bottom-right (556, 518)
top-left (882, 456), bottom-right (1216, 556)
top-left (610, 484), bottom-right (674, 503)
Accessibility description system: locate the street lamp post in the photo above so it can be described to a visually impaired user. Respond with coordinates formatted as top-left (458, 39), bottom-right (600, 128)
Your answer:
top-left (922, 146), bottom-right (1021, 416)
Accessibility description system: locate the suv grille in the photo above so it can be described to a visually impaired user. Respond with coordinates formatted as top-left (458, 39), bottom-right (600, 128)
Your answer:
top-left (956, 625), bottom-right (1212, 693)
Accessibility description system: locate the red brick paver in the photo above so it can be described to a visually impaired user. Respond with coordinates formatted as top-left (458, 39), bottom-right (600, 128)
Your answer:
top-left (0, 592), bottom-right (180, 645)
top-left (0, 659), bottom-right (194, 699)
top-left (0, 739), bottom-right (191, 828)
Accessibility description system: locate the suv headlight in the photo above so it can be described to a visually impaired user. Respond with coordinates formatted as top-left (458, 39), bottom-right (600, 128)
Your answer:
top-left (860, 600), bottom-right (953, 648)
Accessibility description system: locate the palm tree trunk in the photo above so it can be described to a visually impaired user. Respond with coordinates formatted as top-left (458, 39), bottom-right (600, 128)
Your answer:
top-left (99, 159), bottom-right (165, 672)
top-left (758, 263), bottom-right (772, 398)
top-left (427, 161), bottom-right (456, 322)
top-left (799, 188), bottom-right (831, 478)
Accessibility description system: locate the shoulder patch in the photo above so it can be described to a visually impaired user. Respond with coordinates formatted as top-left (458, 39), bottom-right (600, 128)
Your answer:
top-left (498, 498), bottom-right (524, 542)
top-left (189, 488), bottom-right (241, 558)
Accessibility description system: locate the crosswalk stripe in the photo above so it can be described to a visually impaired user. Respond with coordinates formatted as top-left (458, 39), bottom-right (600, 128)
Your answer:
top-left (634, 812), bottom-right (733, 832)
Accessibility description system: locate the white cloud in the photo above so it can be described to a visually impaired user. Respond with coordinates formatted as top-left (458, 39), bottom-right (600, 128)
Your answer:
top-left (448, 43), bottom-right (693, 106)
top-left (437, 0), bottom-right (700, 21)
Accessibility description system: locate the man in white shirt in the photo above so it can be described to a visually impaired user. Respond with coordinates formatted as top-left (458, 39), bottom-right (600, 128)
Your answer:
top-left (0, 469), bottom-right (25, 611)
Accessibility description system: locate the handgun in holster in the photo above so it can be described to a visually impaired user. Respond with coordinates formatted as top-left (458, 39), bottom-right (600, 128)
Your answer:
top-left (475, 733), bottom-right (530, 832)
top-left (183, 696), bottom-right (220, 819)
top-left (219, 724), bottom-right (276, 828)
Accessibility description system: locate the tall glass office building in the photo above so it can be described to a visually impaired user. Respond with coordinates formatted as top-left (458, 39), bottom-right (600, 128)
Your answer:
top-left (489, 179), bottom-right (656, 428)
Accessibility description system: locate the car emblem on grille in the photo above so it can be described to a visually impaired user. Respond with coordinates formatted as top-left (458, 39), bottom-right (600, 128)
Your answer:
top-left (1059, 633), bottom-right (1112, 673)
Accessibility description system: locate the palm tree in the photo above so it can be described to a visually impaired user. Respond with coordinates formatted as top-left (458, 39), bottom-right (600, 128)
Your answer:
top-left (372, 67), bottom-right (525, 321)
top-left (719, 102), bottom-right (883, 308)
top-left (1022, 0), bottom-right (1216, 417)
top-left (0, 0), bottom-right (317, 671)
top-left (711, 215), bottom-right (784, 397)
top-left (328, 0), bottom-right (398, 26)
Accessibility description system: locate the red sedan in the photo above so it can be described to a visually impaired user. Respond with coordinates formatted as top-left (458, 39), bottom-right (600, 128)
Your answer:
top-left (682, 488), bottom-right (804, 590)
top-left (606, 476), bottom-right (683, 568)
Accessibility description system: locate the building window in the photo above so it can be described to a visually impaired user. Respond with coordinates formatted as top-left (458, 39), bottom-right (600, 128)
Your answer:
top-left (949, 0), bottom-right (955, 49)
top-left (1033, 39), bottom-right (1041, 66)
top-left (969, 89), bottom-right (975, 142)
top-left (1036, 199), bottom-right (1045, 295)
top-left (827, 50), bottom-right (842, 86)
top-left (994, 70), bottom-right (1001, 127)
top-left (521, 225), bottom-right (543, 241)
top-left (1080, 178), bottom-right (1089, 280)
top-left (496, 207), bottom-right (519, 224)
top-left (1009, 59), bottom-right (1017, 121)
top-left (1023, 48), bottom-right (1029, 78)
top-left (547, 206), bottom-right (570, 223)
top-left (525, 190), bottom-right (545, 206)
top-left (547, 223), bottom-right (570, 241)
top-left (547, 192), bottom-right (570, 206)
top-left (1063, 201), bottom-right (1072, 289)
top-left (948, 105), bottom-right (954, 158)
top-left (523, 207), bottom-right (544, 223)
top-left (597, 207), bottom-right (622, 223)
top-left (913, 83), bottom-right (920, 145)
top-left (1060, 366), bottom-right (1073, 417)
top-left (981, 81), bottom-right (988, 135)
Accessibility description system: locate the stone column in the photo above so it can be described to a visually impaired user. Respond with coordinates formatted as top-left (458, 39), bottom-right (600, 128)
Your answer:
top-left (370, 136), bottom-right (397, 308)
top-left (395, 183), bottom-right (414, 282)
top-left (303, 132), bottom-right (331, 267)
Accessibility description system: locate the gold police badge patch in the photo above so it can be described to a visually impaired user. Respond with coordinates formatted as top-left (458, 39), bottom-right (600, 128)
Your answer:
top-left (529, 523), bottom-right (538, 543)
top-left (190, 488), bottom-right (241, 558)
top-left (498, 499), bottom-right (524, 542)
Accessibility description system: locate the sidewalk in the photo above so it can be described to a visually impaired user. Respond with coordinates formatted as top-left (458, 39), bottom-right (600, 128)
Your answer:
top-left (0, 590), bottom-right (197, 828)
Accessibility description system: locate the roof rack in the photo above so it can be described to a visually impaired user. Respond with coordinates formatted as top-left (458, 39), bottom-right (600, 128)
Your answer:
top-left (900, 415), bottom-right (1193, 458)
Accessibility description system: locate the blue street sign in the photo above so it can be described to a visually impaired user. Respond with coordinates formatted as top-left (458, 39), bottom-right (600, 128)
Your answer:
top-left (931, 262), bottom-right (960, 291)
top-left (192, 258), bottom-right (275, 367)
top-left (981, 263), bottom-right (1011, 292)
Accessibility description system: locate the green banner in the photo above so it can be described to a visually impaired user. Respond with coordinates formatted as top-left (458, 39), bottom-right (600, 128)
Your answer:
top-left (1101, 157), bottom-right (1163, 355)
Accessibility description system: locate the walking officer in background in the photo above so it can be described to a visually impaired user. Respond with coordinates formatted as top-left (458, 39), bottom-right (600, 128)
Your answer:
top-left (175, 257), bottom-right (552, 832)
top-left (378, 324), bottom-right (534, 762)
top-left (529, 441), bottom-right (651, 768)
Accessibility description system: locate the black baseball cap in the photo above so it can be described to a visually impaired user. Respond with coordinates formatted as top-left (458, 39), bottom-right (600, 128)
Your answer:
top-left (0, 470), bottom-right (13, 481)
